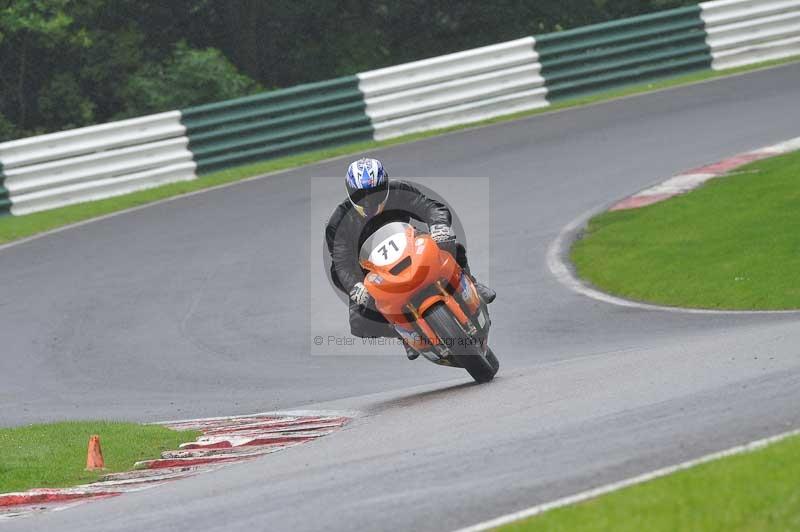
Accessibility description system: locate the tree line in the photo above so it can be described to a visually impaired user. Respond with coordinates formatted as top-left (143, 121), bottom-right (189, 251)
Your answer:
top-left (0, 0), bottom-right (697, 142)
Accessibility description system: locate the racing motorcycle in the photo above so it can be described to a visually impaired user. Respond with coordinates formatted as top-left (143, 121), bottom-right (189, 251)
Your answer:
top-left (359, 222), bottom-right (499, 383)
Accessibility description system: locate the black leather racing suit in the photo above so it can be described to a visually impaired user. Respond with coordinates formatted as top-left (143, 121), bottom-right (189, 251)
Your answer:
top-left (325, 180), bottom-right (470, 338)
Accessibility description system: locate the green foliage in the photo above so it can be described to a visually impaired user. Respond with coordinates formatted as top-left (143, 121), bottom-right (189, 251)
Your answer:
top-left (0, 0), bottom-right (700, 142)
top-left (0, 113), bottom-right (17, 141)
top-left (209, 0), bottom-right (699, 87)
top-left (0, 0), bottom-right (258, 142)
top-left (0, 0), bottom-right (81, 139)
top-left (1, 0), bottom-right (74, 42)
top-left (118, 42), bottom-right (261, 117)
top-left (37, 72), bottom-right (96, 130)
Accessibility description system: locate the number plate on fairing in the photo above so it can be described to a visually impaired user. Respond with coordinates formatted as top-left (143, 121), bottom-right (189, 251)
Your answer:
top-left (369, 233), bottom-right (407, 266)
top-left (360, 222), bottom-right (415, 268)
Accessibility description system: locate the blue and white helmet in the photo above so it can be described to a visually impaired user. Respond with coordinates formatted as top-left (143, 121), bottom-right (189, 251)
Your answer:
top-left (345, 158), bottom-right (389, 218)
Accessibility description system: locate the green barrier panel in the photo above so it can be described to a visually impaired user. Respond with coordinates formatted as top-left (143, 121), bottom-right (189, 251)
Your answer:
top-left (181, 75), bottom-right (373, 174)
top-left (536, 5), bottom-right (712, 100)
top-left (0, 162), bottom-right (9, 216)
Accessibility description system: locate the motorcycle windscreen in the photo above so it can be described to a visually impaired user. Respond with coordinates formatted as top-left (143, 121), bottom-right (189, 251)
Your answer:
top-left (359, 222), bottom-right (413, 266)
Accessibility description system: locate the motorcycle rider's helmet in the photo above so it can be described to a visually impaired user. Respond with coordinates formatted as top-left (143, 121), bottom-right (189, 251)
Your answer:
top-left (345, 158), bottom-right (389, 218)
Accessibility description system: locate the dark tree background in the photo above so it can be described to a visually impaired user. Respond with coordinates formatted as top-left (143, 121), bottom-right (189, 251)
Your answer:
top-left (0, 0), bottom-right (697, 141)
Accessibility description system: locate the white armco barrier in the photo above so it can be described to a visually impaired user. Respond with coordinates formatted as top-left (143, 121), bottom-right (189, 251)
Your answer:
top-left (10, 162), bottom-right (197, 216)
top-left (357, 37), bottom-right (549, 140)
top-left (0, 111), bottom-right (197, 215)
top-left (701, 0), bottom-right (800, 70)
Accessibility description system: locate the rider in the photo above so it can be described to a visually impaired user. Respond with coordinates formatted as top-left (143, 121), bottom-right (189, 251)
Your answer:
top-left (325, 157), bottom-right (495, 360)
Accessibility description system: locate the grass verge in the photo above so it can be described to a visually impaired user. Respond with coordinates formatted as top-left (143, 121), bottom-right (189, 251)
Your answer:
top-left (571, 149), bottom-right (800, 310)
top-left (0, 56), bottom-right (799, 246)
top-left (499, 433), bottom-right (800, 532)
top-left (0, 421), bottom-right (199, 493)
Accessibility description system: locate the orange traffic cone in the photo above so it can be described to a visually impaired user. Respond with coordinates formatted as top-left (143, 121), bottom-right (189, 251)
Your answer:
top-left (86, 435), bottom-right (105, 471)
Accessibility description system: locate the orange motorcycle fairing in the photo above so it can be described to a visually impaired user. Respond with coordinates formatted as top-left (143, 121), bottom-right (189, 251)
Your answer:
top-left (358, 221), bottom-right (498, 381)
top-left (359, 223), bottom-right (477, 349)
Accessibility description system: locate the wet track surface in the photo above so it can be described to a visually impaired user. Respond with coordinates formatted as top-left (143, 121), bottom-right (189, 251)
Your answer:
top-left (2, 64), bottom-right (800, 530)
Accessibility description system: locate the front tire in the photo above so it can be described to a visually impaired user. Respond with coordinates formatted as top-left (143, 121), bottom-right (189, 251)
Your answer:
top-left (424, 303), bottom-right (497, 383)
top-left (486, 348), bottom-right (500, 373)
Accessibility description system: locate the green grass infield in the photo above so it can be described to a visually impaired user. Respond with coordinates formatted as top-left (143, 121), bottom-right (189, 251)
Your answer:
top-left (572, 149), bottom-right (800, 310)
top-left (0, 421), bottom-right (199, 494)
top-left (499, 433), bottom-right (800, 532)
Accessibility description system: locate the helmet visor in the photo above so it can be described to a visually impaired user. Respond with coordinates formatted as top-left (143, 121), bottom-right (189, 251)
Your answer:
top-left (349, 181), bottom-right (389, 218)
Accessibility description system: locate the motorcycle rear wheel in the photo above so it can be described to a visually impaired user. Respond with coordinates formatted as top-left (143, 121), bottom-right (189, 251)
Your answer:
top-left (424, 302), bottom-right (498, 383)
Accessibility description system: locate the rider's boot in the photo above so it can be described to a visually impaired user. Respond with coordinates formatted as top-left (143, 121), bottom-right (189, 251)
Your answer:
top-left (458, 257), bottom-right (496, 304)
top-left (474, 280), bottom-right (496, 304)
top-left (403, 340), bottom-right (420, 360)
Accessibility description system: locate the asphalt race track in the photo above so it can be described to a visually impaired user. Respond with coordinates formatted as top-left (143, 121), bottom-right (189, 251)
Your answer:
top-left (2, 63), bottom-right (800, 531)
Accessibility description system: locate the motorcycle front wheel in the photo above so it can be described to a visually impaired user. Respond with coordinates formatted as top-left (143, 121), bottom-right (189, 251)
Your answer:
top-left (424, 302), bottom-right (498, 383)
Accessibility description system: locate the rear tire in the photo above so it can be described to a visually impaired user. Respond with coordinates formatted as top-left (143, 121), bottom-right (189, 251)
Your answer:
top-left (424, 303), bottom-right (497, 383)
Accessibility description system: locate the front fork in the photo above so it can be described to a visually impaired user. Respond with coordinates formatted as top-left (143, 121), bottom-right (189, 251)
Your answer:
top-left (400, 275), bottom-right (489, 362)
